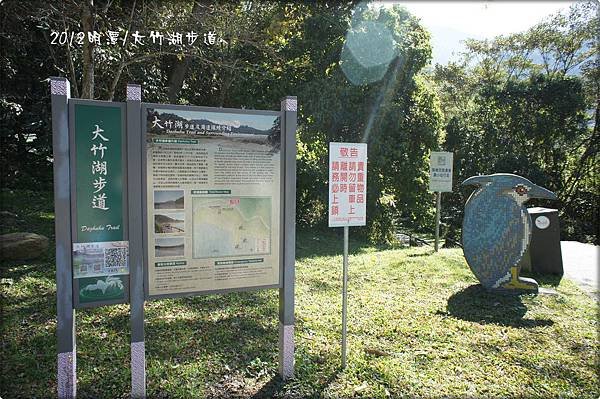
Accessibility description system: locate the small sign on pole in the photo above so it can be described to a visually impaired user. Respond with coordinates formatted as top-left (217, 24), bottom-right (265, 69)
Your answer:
top-left (429, 151), bottom-right (453, 251)
top-left (429, 151), bottom-right (453, 193)
top-left (328, 142), bottom-right (367, 368)
top-left (328, 143), bottom-right (367, 227)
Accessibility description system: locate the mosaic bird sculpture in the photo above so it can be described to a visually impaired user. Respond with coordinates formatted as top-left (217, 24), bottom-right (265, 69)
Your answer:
top-left (461, 173), bottom-right (556, 293)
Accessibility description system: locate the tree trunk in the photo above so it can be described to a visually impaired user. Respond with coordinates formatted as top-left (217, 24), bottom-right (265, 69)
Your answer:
top-left (167, 58), bottom-right (191, 103)
top-left (217, 60), bottom-right (237, 107)
top-left (166, 2), bottom-right (205, 103)
top-left (81, 0), bottom-right (95, 99)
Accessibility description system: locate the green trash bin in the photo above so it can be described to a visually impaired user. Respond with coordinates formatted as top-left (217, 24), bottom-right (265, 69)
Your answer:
top-left (525, 207), bottom-right (564, 275)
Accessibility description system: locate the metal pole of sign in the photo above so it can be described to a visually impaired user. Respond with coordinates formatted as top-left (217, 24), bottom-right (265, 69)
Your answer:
top-left (435, 192), bottom-right (441, 252)
top-left (341, 225), bottom-right (349, 368)
top-left (278, 96), bottom-right (297, 380)
top-left (126, 84), bottom-right (146, 398)
top-left (50, 77), bottom-right (77, 399)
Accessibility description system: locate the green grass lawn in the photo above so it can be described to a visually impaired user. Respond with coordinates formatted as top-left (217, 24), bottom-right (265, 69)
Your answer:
top-left (1, 189), bottom-right (598, 398)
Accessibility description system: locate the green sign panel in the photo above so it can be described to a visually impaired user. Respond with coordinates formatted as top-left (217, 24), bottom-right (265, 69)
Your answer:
top-left (72, 103), bottom-right (127, 305)
top-left (78, 275), bottom-right (126, 304)
top-left (74, 104), bottom-right (124, 242)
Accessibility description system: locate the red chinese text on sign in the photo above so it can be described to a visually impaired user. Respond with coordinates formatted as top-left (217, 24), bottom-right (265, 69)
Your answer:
top-left (329, 142), bottom-right (367, 227)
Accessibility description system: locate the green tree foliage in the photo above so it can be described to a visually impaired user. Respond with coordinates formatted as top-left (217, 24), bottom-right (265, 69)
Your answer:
top-left (1, 1), bottom-right (54, 189)
top-left (1, 1), bottom-right (441, 243)
top-left (433, 1), bottom-right (599, 244)
top-left (1, 0), bottom-right (596, 243)
top-left (0, 0), bottom-right (289, 186)
top-left (290, 5), bottom-right (442, 242)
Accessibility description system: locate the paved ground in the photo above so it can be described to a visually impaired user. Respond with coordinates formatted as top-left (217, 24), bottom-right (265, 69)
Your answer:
top-left (561, 241), bottom-right (599, 300)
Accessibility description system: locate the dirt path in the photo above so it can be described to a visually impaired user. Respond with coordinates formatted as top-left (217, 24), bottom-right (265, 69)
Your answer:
top-left (561, 241), bottom-right (598, 300)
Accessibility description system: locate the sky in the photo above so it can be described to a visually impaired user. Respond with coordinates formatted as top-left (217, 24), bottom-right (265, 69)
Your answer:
top-left (154, 190), bottom-right (184, 204)
top-left (376, 1), bottom-right (575, 65)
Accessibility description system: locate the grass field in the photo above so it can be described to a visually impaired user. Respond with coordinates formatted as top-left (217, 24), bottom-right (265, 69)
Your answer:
top-left (1, 189), bottom-right (598, 398)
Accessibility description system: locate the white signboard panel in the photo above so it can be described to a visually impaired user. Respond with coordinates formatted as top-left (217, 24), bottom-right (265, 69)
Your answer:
top-left (429, 151), bottom-right (453, 192)
top-left (145, 107), bottom-right (281, 297)
top-left (328, 142), bottom-right (367, 227)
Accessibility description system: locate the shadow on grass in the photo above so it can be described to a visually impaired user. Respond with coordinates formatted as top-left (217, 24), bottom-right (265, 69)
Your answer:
top-left (146, 292), bottom-right (277, 364)
top-left (244, 350), bottom-right (341, 399)
top-left (529, 273), bottom-right (563, 287)
top-left (407, 250), bottom-right (435, 257)
top-left (145, 314), bottom-right (276, 363)
top-left (249, 376), bottom-right (287, 399)
top-left (0, 258), bottom-right (55, 281)
top-left (249, 369), bottom-right (340, 399)
top-left (445, 284), bottom-right (554, 328)
top-left (295, 228), bottom-right (399, 260)
top-left (0, 190), bottom-right (56, 238)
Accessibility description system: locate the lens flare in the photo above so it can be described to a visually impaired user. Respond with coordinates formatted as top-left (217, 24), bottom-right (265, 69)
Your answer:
top-left (341, 20), bottom-right (397, 86)
top-left (340, 3), bottom-right (408, 143)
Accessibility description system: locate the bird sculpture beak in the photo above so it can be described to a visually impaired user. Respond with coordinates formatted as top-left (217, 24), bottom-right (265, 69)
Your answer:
top-left (461, 175), bottom-right (491, 187)
top-left (529, 184), bottom-right (557, 200)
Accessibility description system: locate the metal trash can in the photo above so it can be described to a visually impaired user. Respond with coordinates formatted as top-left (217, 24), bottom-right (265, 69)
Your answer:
top-left (526, 207), bottom-right (563, 275)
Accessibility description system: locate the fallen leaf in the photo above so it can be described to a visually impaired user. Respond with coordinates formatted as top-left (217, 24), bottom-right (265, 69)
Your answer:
top-left (354, 381), bottom-right (369, 393)
top-left (365, 347), bottom-right (390, 357)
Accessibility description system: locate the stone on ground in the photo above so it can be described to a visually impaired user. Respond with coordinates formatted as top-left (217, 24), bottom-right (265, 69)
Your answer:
top-left (0, 232), bottom-right (49, 261)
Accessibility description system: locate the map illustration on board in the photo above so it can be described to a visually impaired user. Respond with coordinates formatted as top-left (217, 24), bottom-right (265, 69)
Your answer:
top-left (192, 197), bottom-right (271, 259)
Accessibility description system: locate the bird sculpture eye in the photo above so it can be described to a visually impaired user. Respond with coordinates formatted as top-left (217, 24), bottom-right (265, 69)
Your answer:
top-left (514, 185), bottom-right (528, 195)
